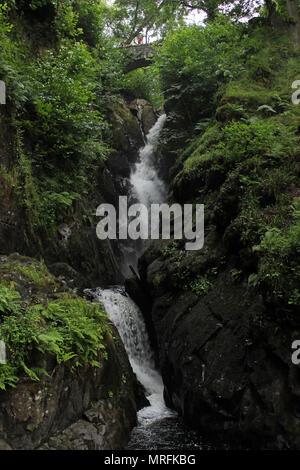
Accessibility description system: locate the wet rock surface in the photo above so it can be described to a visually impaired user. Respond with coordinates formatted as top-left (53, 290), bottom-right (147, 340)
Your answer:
top-left (136, 239), bottom-right (300, 449)
top-left (129, 98), bottom-right (157, 136)
top-left (39, 399), bottom-right (133, 450)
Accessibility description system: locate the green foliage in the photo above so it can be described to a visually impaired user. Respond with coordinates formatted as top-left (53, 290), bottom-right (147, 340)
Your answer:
top-left (0, 285), bottom-right (110, 389)
top-left (219, 119), bottom-right (296, 163)
top-left (74, 0), bottom-right (106, 47)
top-left (253, 200), bottom-right (300, 306)
top-left (182, 119), bottom-right (296, 180)
top-left (0, 285), bottom-right (20, 316)
top-left (108, 0), bottom-right (261, 45)
top-left (231, 268), bottom-right (243, 282)
top-left (39, 298), bottom-right (109, 366)
top-left (120, 67), bottom-right (163, 107)
top-left (0, 1), bottom-right (114, 235)
top-left (190, 275), bottom-right (212, 297)
top-left (24, 40), bottom-right (106, 166)
top-left (54, 0), bottom-right (81, 39)
top-left (156, 19), bottom-right (248, 124)
top-left (107, 0), bottom-right (186, 45)
top-left (0, 301), bottom-right (40, 367)
top-left (0, 2), bottom-right (12, 38)
top-left (13, 261), bottom-right (56, 289)
top-left (161, 24), bottom-right (300, 313)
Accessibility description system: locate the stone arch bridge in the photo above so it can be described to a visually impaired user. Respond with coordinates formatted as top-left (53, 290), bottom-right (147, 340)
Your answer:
top-left (124, 44), bottom-right (158, 73)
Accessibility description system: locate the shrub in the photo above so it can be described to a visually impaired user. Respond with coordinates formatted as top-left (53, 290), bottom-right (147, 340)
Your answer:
top-left (0, 286), bottom-right (110, 389)
top-left (253, 200), bottom-right (300, 308)
top-left (120, 67), bottom-right (163, 107)
top-left (156, 19), bottom-right (248, 124)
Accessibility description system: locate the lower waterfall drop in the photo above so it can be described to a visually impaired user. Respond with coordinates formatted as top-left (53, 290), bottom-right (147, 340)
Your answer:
top-left (88, 287), bottom-right (175, 426)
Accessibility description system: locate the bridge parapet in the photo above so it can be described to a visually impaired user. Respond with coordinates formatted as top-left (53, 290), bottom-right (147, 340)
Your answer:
top-left (123, 44), bottom-right (158, 73)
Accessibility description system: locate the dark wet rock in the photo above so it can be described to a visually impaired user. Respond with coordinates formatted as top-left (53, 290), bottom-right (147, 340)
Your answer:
top-left (138, 240), bottom-right (300, 449)
top-left (125, 276), bottom-right (151, 317)
top-left (48, 262), bottom-right (83, 289)
top-left (0, 439), bottom-right (12, 450)
top-left (135, 382), bottom-right (151, 410)
top-left (129, 98), bottom-right (157, 136)
top-left (125, 275), bottom-right (158, 356)
top-left (39, 398), bottom-right (135, 450)
top-left (108, 98), bottom-right (144, 166)
top-left (106, 150), bottom-right (131, 178)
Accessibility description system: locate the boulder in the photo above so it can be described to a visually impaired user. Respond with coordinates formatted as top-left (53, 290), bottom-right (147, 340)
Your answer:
top-left (129, 99), bottom-right (157, 135)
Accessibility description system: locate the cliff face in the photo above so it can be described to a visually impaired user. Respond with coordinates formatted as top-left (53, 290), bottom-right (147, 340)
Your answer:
top-left (0, 92), bottom-right (150, 449)
top-left (0, 336), bottom-right (138, 450)
top-left (0, 97), bottom-right (146, 288)
top-left (133, 242), bottom-right (300, 449)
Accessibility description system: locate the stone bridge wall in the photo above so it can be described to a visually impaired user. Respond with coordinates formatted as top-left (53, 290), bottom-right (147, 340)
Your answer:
top-left (124, 44), bottom-right (157, 73)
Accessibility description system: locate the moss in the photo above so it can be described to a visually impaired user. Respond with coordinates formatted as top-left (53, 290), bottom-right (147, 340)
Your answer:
top-left (108, 98), bottom-right (143, 151)
top-left (152, 272), bottom-right (167, 288)
top-left (2, 260), bottom-right (57, 290)
top-left (0, 253), bottom-right (111, 390)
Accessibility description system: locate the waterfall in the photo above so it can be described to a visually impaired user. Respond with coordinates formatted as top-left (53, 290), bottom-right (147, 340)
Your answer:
top-left (86, 287), bottom-right (175, 426)
top-left (85, 114), bottom-right (223, 450)
top-left (102, 115), bottom-right (174, 424)
top-left (86, 115), bottom-right (178, 447)
top-left (130, 114), bottom-right (167, 210)
top-left (118, 113), bottom-right (167, 277)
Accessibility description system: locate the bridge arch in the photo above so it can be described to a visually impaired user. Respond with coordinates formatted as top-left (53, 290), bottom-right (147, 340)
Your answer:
top-left (124, 44), bottom-right (157, 73)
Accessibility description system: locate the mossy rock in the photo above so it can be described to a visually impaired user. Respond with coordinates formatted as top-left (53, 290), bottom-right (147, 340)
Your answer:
top-left (0, 253), bottom-right (139, 449)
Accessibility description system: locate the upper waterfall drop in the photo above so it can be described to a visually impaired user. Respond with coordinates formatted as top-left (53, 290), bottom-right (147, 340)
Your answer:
top-left (130, 113), bottom-right (167, 209)
top-left (118, 113), bottom-right (168, 277)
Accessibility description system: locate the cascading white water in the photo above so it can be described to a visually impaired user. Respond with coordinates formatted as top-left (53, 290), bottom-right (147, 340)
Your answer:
top-left (130, 114), bottom-right (167, 210)
top-left (87, 287), bottom-right (175, 426)
top-left (87, 116), bottom-right (176, 429)
top-left (86, 287), bottom-right (213, 450)
top-left (97, 116), bottom-right (175, 426)
top-left (86, 115), bottom-right (222, 450)
top-left (117, 114), bottom-right (168, 277)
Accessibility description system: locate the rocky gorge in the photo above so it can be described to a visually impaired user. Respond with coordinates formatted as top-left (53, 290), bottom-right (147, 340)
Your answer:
top-left (1, 0), bottom-right (300, 452)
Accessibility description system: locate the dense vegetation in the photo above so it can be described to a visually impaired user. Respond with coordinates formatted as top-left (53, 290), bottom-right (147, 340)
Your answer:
top-left (1, 1), bottom-right (122, 237)
top-left (154, 17), bottom-right (300, 316)
top-left (0, 254), bottom-right (110, 389)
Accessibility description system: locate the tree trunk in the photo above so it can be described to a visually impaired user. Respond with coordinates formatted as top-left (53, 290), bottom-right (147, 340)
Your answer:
top-left (286, 0), bottom-right (300, 46)
top-left (265, 0), bottom-right (286, 28)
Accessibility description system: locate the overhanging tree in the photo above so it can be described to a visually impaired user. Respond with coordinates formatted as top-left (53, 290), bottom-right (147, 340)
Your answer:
top-left (108, 0), bottom-right (263, 45)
